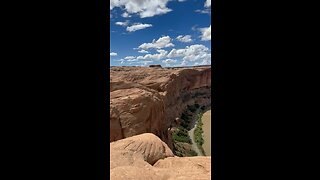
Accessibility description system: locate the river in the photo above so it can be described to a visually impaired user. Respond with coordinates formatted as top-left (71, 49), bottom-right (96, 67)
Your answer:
top-left (188, 120), bottom-right (204, 156)
top-left (202, 110), bottom-right (211, 156)
top-left (187, 109), bottom-right (211, 156)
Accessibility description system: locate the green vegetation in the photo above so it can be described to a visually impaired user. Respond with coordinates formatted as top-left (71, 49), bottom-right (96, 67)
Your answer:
top-left (173, 142), bottom-right (197, 157)
top-left (194, 113), bottom-right (206, 155)
top-left (180, 112), bottom-right (191, 129)
top-left (194, 113), bottom-right (204, 145)
top-left (190, 150), bottom-right (198, 156)
top-left (187, 104), bottom-right (197, 113)
top-left (172, 127), bottom-right (191, 144)
top-left (172, 104), bottom-right (209, 157)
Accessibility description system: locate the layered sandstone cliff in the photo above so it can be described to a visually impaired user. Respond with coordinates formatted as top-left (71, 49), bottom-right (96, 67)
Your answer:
top-left (110, 133), bottom-right (211, 180)
top-left (110, 66), bottom-right (211, 148)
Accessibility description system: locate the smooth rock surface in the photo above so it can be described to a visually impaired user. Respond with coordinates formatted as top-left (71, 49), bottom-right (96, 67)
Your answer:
top-left (110, 133), bottom-right (211, 180)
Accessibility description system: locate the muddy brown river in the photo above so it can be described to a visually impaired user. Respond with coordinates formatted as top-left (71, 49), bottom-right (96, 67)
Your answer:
top-left (202, 110), bottom-right (211, 156)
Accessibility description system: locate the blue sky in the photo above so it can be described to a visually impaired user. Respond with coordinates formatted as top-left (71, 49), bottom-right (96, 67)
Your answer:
top-left (110, 0), bottom-right (211, 67)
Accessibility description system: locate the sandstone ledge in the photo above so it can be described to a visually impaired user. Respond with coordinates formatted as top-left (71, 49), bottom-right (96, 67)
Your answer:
top-left (110, 133), bottom-right (211, 180)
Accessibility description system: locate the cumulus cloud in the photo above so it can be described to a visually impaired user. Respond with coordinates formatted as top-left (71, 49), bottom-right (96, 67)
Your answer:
top-left (124, 56), bottom-right (135, 60)
top-left (110, 52), bottom-right (117, 56)
top-left (138, 36), bottom-right (174, 50)
top-left (138, 49), bottom-right (149, 53)
top-left (137, 49), bottom-right (168, 60)
top-left (195, 0), bottom-right (211, 15)
top-left (162, 59), bottom-right (177, 64)
top-left (167, 44), bottom-right (211, 65)
top-left (115, 20), bottom-right (129, 26)
top-left (126, 44), bottom-right (210, 66)
top-left (120, 41), bottom-right (211, 66)
top-left (136, 60), bottom-right (154, 66)
top-left (199, 25), bottom-right (211, 41)
top-left (121, 12), bottom-right (131, 18)
top-left (205, 0), bottom-right (211, 8)
top-left (110, 0), bottom-right (172, 18)
top-left (191, 25), bottom-right (199, 31)
top-left (176, 35), bottom-right (192, 43)
top-left (195, 9), bottom-right (211, 14)
top-left (121, 50), bottom-right (168, 64)
top-left (126, 23), bottom-right (152, 32)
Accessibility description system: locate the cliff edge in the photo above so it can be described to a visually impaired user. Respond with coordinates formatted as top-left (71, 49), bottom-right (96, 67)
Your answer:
top-left (110, 66), bottom-right (211, 148)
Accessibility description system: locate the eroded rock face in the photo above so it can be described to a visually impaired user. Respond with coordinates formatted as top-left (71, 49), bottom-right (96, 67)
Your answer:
top-left (110, 133), bottom-right (211, 180)
top-left (110, 66), bottom-right (211, 148)
top-left (110, 81), bottom-right (165, 142)
top-left (110, 133), bottom-right (174, 167)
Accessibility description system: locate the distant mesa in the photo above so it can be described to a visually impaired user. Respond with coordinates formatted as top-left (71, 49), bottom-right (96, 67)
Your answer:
top-left (149, 64), bottom-right (162, 68)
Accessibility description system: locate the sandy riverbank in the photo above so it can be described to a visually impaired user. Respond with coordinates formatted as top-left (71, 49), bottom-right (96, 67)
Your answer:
top-left (188, 120), bottom-right (204, 156)
top-left (202, 110), bottom-right (211, 156)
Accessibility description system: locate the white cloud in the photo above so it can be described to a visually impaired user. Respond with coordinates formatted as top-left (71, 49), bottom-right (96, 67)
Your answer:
top-left (167, 44), bottom-right (211, 64)
top-left (124, 56), bottom-right (135, 60)
top-left (138, 49), bottom-right (149, 53)
top-left (121, 12), bottom-right (132, 18)
top-left (121, 50), bottom-right (168, 64)
top-left (199, 25), bottom-right (211, 41)
top-left (205, 0), bottom-right (211, 8)
top-left (127, 44), bottom-right (211, 66)
top-left (136, 49), bottom-right (168, 60)
top-left (176, 35), bottom-right (192, 43)
top-left (110, 52), bottom-right (117, 56)
top-left (115, 20), bottom-right (129, 27)
top-left (135, 60), bottom-right (154, 66)
top-left (181, 60), bottom-right (188, 66)
top-left (138, 36), bottom-right (174, 50)
top-left (191, 25), bottom-right (198, 31)
top-left (195, 9), bottom-right (211, 14)
top-left (195, 0), bottom-right (211, 15)
top-left (126, 23), bottom-right (152, 32)
top-left (110, 0), bottom-right (172, 18)
top-left (162, 59), bottom-right (177, 64)
top-left (200, 58), bottom-right (211, 65)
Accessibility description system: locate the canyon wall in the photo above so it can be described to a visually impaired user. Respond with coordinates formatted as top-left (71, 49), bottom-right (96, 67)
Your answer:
top-left (110, 66), bottom-right (211, 148)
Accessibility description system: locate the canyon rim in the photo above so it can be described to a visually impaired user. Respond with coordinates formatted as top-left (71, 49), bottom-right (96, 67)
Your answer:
top-left (110, 66), bottom-right (212, 179)
top-left (110, 0), bottom-right (212, 178)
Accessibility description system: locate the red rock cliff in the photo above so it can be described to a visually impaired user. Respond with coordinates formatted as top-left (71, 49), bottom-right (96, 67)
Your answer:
top-left (110, 66), bottom-right (211, 148)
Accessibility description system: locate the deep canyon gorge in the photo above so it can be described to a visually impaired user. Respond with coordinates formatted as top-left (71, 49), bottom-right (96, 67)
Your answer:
top-left (110, 66), bottom-right (211, 179)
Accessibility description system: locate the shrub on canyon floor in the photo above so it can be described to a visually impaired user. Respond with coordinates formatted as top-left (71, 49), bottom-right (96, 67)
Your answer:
top-left (190, 150), bottom-right (198, 156)
top-left (172, 127), bottom-right (191, 144)
top-left (181, 112), bottom-right (189, 121)
top-left (180, 112), bottom-right (191, 129)
top-left (194, 114), bottom-right (204, 146)
top-left (188, 105), bottom-right (197, 113)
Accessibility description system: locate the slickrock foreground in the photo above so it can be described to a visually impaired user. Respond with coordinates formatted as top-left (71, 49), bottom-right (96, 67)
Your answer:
top-left (110, 66), bottom-right (211, 148)
top-left (110, 66), bottom-right (211, 179)
top-left (110, 133), bottom-right (211, 180)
